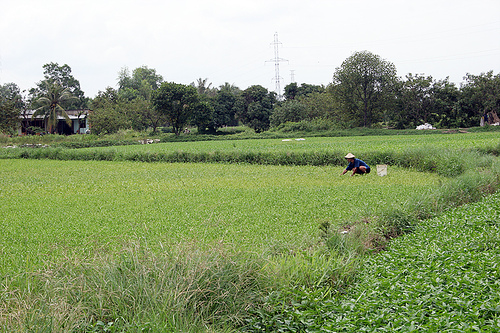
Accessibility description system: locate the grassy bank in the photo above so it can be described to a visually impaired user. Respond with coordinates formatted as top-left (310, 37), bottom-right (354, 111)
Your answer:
top-left (247, 192), bottom-right (500, 331)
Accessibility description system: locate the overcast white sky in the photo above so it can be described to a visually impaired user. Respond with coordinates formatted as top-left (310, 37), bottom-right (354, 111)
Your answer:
top-left (1, 0), bottom-right (499, 98)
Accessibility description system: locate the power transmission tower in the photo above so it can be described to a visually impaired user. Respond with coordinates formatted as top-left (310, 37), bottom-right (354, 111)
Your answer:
top-left (290, 70), bottom-right (295, 83)
top-left (268, 32), bottom-right (287, 100)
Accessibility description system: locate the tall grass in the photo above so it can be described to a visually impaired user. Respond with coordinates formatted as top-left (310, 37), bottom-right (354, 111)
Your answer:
top-left (1, 243), bottom-right (268, 332)
top-left (2, 143), bottom-right (497, 178)
top-left (0, 240), bottom-right (365, 332)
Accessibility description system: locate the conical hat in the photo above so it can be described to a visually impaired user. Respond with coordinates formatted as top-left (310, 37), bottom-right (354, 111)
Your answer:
top-left (344, 153), bottom-right (355, 159)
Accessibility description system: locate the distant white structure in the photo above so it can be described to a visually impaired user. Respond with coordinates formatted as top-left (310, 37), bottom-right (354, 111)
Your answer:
top-left (416, 123), bottom-right (436, 130)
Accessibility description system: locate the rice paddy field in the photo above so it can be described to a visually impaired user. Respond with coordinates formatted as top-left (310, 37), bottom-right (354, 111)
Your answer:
top-left (81, 132), bottom-right (499, 155)
top-left (0, 159), bottom-right (441, 276)
top-left (1, 131), bottom-right (499, 331)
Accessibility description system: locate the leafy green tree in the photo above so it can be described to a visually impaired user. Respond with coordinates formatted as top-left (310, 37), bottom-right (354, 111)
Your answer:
top-left (0, 83), bottom-right (24, 109)
top-left (121, 98), bottom-right (153, 131)
top-left (298, 83), bottom-right (325, 98)
top-left (0, 97), bottom-right (19, 135)
top-left (118, 66), bottom-right (163, 101)
top-left (189, 78), bottom-right (218, 133)
top-left (284, 83), bottom-right (325, 100)
top-left (188, 81), bottom-right (242, 133)
top-left (212, 83), bottom-right (241, 128)
top-left (192, 101), bottom-right (216, 134)
top-left (152, 82), bottom-right (199, 135)
top-left (429, 78), bottom-right (460, 128)
top-left (32, 82), bottom-right (77, 133)
top-left (30, 63), bottom-right (88, 110)
top-left (332, 51), bottom-right (398, 127)
top-left (455, 71), bottom-right (500, 127)
top-left (90, 108), bottom-right (125, 135)
top-left (89, 88), bottom-right (129, 135)
top-left (270, 100), bottom-right (308, 127)
top-left (276, 83), bottom-right (346, 128)
top-left (91, 87), bottom-right (120, 109)
top-left (91, 85), bottom-right (166, 134)
top-left (88, 105), bottom-right (125, 135)
top-left (132, 66), bottom-right (164, 91)
top-left (284, 82), bottom-right (299, 100)
top-left (393, 75), bottom-right (461, 129)
top-left (239, 85), bottom-right (276, 132)
top-left (114, 66), bottom-right (165, 132)
top-left (0, 83), bottom-right (24, 135)
top-left (396, 74), bottom-right (434, 127)
top-left (299, 90), bottom-right (346, 125)
top-left (136, 98), bottom-right (167, 133)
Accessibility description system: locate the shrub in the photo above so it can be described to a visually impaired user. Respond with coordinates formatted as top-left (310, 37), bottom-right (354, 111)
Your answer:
top-left (271, 118), bottom-right (338, 133)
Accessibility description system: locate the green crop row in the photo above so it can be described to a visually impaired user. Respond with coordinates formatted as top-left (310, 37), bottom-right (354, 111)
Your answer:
top-left (1, 144), bottom-right (497, 178)
top-left (2, 132), bottom-right (499, 154)
top-left (248, 192), bottom-right (500, 332)
top-left (2, 133), bottom-right (499, 178)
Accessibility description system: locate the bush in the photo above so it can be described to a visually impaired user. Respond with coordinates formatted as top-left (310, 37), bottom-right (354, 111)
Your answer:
top-left (270, 100), bottom-right (309, 127)
top-left (271, 118), bottom-right (338, 133)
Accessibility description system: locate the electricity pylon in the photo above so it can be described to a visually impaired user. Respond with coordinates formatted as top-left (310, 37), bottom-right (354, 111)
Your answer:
top-left (268, 32), bottom-right (287, 100)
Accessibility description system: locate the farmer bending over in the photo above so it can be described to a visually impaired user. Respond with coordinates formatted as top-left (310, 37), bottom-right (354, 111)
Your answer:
top-left (341, 153), bottom-right (370, 176)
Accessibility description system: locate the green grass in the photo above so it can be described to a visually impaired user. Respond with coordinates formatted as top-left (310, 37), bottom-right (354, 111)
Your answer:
top-left (0, 159), bottom-right (441, 276)
top-left (2, 131), bottom-right (499, 157)
top-left (2, 133), bottom-right (498, 180)
top-left (79, 132), bottom-right (500, 154)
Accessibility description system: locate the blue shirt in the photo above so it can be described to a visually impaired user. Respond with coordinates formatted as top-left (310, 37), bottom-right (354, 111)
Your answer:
top-left (345, 158), bottom-right (369, 171)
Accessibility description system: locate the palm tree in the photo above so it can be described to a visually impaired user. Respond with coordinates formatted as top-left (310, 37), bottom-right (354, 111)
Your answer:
top-left (219, 82), bottom-right (240, 94)
top-left (193, 78), bottom-right (216, 97)
top-left (32, 82), bottom-right (76, 133)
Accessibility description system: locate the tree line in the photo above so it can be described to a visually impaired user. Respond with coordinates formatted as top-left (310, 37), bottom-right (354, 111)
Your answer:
top-left (1, 51), bottom-right (499, 135)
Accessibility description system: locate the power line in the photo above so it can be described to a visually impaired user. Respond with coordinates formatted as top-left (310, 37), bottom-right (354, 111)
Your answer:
top-left (397, 48), bottom-right (500, 64)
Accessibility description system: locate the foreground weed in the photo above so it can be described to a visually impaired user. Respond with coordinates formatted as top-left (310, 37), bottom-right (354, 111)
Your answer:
top-left (0, 243), bottom-right (270, 332)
